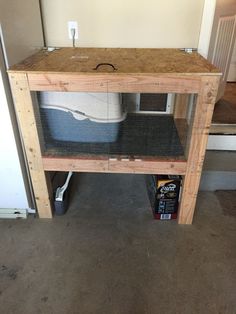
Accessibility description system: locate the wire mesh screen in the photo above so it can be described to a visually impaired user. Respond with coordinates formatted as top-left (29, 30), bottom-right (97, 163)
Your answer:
top-left (35, 91), bottom-right (185, 159)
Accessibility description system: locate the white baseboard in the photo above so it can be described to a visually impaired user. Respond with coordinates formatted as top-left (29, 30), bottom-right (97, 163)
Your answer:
top-left (0, 208), bottom-right (36, 219)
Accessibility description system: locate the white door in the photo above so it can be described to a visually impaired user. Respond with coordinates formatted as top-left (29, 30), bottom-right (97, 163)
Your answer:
top-left (0, 45), bottom-right (30, 209)
top-left (227, 40), bottom-right (236, 82)
top-left (0, 0), bottom-right (44, 214)
top-left (209, 15), bottom-right (236, 100)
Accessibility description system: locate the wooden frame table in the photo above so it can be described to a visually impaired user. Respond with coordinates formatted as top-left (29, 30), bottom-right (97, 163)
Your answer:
top-left (8, 48), bottom-right (221, 224)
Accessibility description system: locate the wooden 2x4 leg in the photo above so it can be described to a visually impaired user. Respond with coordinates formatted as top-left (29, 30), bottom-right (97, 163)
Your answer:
top-left (178, 76), bottom-right (220, 224)
top-left (9, 73), bottom-right (53, 218)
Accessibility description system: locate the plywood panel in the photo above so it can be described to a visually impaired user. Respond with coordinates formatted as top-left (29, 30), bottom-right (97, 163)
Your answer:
top-left (9, 48), bottom-right (220, 76)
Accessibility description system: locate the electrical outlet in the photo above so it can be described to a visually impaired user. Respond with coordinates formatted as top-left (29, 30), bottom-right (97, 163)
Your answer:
top-left (68, 21), bottom-right (78, 39)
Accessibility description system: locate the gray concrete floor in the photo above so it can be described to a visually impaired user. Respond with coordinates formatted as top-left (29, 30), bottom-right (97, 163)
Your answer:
top-left (0, 173), bottom-right (235, 314)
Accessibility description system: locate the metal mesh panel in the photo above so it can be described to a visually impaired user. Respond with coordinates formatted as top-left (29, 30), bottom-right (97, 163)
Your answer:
top-left (35, 91), bottom-right (185, 159)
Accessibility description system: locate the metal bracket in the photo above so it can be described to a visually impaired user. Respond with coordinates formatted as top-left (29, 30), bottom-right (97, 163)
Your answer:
top-left (180, 48), bottom-right (198, 54)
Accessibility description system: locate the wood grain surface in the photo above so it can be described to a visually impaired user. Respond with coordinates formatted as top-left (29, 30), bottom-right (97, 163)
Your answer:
top-left (8, 73), bottom-right (53, 218)
top-left (9, 48), bottom-right (221, 76)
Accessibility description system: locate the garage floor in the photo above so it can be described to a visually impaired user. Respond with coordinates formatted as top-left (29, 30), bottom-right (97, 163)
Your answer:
top-left (0, 173), bottom-right (235, 314)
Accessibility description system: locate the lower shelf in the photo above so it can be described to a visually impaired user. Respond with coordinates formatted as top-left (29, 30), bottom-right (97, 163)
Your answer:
top-left (42, 114), bottom-right (186, 174)
top-left (42, 155), bottom-right (187, 174)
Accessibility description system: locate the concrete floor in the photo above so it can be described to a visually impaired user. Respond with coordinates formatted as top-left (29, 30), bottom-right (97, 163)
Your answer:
top-left (0, 173), bottom-right (235, 314)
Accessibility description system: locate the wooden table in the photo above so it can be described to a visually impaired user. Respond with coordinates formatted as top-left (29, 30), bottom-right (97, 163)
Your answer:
top-left (8, 48), bottom-right (221, 224)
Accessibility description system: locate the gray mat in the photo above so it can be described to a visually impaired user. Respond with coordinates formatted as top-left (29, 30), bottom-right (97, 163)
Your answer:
top-left (41, 114), bottom-right (184, 158)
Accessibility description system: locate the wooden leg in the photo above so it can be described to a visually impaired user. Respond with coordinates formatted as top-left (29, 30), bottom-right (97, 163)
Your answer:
top-left (9, 73), bottom-right (53, 218)
top-left (178, 76), bottom-right (220, 224)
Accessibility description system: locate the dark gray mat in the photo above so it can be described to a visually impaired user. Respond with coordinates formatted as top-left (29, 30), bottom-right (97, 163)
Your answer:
top-left (41, 114), bottom-right (184, 158)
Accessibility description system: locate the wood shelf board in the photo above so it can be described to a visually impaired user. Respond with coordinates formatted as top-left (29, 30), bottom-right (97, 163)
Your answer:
top-left (211, 83), bottom-right (236, 134)
top-left (210, 123), bottom-right (236, 134)
top-left (25, 73), bottom-right (201, 94)
top-left (212, 99), bottom-right (236, 124)
top-left (26, 73), bottom-right (202, 93)
top-left (42, 156), bottom-right (187, 175)
top-left (222, 82), bottom-right (236, 105)
top-left (9, 48), bottom-right (221, 76)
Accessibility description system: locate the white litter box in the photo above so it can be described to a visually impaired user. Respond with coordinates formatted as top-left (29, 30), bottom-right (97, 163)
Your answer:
top-left (38, 92), bottom-right (126, 143)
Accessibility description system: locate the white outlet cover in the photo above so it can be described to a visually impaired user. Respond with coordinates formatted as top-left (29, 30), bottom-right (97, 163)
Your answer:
top-left (68, 21), bottom-right (78, 39)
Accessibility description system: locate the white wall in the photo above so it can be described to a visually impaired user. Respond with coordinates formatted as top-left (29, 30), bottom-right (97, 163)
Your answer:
top-left (198, 0), bottom-right (216, 58)
top-left (41, 0), bottom-right (205, 48)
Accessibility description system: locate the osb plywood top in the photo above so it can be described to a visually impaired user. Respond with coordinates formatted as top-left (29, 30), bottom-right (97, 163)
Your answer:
top-left (9, 47), bottom-right (221, 76)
